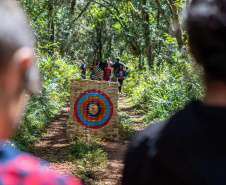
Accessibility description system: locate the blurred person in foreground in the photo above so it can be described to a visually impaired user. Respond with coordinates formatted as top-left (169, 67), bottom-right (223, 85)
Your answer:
top-left (122, 0), bottom-right (226, 184)
top-left (0, 1), bottom-right (82, 184)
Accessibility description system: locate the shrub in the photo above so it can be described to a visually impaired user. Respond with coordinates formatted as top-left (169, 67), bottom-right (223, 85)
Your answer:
top-left (123, 51), bottom-right (204, 124)
top-left (63, 138), bottom-right (108, 183)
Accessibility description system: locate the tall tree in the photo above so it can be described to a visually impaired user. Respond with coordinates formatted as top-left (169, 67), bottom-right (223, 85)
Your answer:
top-left (154, 0), bottom-right (184, 49)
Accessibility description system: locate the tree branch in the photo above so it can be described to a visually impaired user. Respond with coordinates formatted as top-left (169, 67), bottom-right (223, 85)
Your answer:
top-left (154, 0), bottom-right (175, 34)
top-left (101, 0), bottom-right (121, 14)
top-left (93, 0), bottom-right (126, 29)
top-left (164, 0), bottom-right (176, 21)
top-left (73, 0), bottom-right (94, 21)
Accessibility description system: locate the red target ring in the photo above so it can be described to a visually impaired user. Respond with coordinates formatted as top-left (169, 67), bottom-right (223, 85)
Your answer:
top-left (83, 98), bottom-right (105, 120)
top-left (74, 89), bottom-right (114, 129)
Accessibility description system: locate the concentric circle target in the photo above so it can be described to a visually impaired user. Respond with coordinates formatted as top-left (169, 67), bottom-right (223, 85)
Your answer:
top-left (74, 89), bottom-right (113, 129)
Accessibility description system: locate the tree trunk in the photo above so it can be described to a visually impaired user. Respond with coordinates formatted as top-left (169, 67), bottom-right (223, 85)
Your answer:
top-left (48, 0), bottom-right (54, 54)
top-left (139, 55), bottom-right (143, 70)
top-left (48, 0), bottom-right (54, 42)
top-left (168, 0), bottom-right (184, 49)
top-left (96, 21), bottom-right (103, 61)
top-left (141, 0), bottom-right (154, 68)
top-left (154, 0), bottom-right (184, 50)
top-left (157, 9), bottom-right (160, 29)
top-left (71, 0), bottom-right (76, 15)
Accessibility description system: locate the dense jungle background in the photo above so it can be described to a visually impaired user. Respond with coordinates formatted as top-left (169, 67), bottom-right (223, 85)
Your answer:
top-left (14, 0), bottom-right (204, 183)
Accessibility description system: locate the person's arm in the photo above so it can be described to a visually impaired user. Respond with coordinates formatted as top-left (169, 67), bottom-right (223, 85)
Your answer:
top-left (111, 66), bottom-right (114, 75)
top-left (116, 70), bottom-right (120, 82)
top-left (115, 69), bottom-right (119, 77)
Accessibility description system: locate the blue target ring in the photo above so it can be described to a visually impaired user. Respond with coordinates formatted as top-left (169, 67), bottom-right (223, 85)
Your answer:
top-left (74, 89), bottom-right (114, 129)
top-left (77, 92), bottom-right (111, 126)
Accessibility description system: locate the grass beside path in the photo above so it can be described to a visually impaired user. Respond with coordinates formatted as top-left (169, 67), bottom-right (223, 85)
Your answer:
top-left (118, 97), bottom-right (147, 140)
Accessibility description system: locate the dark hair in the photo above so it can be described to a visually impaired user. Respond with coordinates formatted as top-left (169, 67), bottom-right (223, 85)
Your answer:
top-left (104, 60), bottom-right (108, 68)
top-left (99, 61), bottom-right (107, 70)
top-left (92, 58), bottom-right (99, 65)
top-left (184, 0), bottom-right (226, 82)
top-left (0, 0), bottom-right (39, 93)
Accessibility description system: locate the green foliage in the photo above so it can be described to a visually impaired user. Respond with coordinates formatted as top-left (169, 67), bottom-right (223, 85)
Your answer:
top-left (119, 112), bottom-right (133, 131)
top-left (14, 52), bottom-right (80, 151)
top-left (124, 50), bottom-right (204, 123)
top-left (164, 33), bottom-right (177, 44)
top-left (63, 138), bottom-right (108, 183)
top-left (17, 0), bottom-right (188, 67)
top-left (119, 112), bottom-right (135, 140)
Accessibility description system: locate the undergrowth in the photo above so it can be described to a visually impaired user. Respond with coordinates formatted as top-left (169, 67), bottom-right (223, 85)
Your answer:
top-left (123, 51), bottom-right (204, 124)
top-left (62, 138), bottom-right (109, 183)
top-left (14, 52), bottom-right (80, 151)
top-left (119, 112), bottom-right (134, 140)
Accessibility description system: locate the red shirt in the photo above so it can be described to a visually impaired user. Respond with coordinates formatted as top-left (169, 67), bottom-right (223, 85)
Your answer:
top-left (103, 67), bottom-right (111, 81)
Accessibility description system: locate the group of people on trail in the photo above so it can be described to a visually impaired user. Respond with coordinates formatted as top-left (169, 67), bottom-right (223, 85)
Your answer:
top-left (79, 57), bottom-right (128, 94)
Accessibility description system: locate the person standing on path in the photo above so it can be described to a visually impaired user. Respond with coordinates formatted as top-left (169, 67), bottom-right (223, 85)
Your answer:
top-left (90, 61), bottom-right (105, 81)
top-left (0, 1), bottom-right (82, 185)
top-left (103, 60), bottom-right (112, 81)
top-left (79, 59), bottom-right (88, 79)
top-left (115, 64), bottom-right (126, 94)
top-left (90, 58), bottom-right (98, 76)
top-left (123, 0), bottom-right (226, 184)
top-left (111, 57), bottom-right (125, 82)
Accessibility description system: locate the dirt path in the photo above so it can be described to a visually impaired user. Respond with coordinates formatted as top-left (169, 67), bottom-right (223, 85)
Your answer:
top-left (32, 102), bottom-right (77, 175)
top-left (32, 97), bottom-right (144, 185)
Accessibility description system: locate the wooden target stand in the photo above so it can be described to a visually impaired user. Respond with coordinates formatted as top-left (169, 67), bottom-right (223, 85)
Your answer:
top-left (66, 79), bottom-right (119, 140)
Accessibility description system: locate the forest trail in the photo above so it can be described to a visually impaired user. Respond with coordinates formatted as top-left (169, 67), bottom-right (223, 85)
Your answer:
top-left (32, 97), bottom-right (144, 185)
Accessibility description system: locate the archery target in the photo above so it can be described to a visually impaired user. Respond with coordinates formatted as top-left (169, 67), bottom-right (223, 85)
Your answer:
top-left (74, 89), bottom-right (113, 129)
